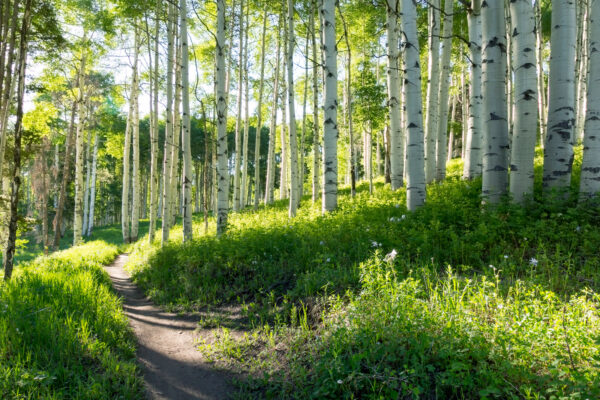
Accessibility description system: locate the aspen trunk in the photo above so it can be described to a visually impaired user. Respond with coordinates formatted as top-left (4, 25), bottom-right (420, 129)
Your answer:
top-left (543, 0), bottom-right (576, 191)
top-left (386, 0), bottom-right (403, 190)
top-left (280, 40), bottom-right (289, 202)
top-left (425, 0), bottom-right (440, 183)
top-left (53, 102), bottom-right (76, 249)
top-left (254, 6), bottom-right (267, 210)
top-left (3, 0), bottom-right (30, 280)
top-left (233, 0), bottom-right (244, 211)
top-left (463, 2), bottom-right (483, 179)
top-left (161, 3), bottom-right (175, 244)
top-left (181, 0), bottom-right (193, 241)
top-left (435, 0), bottom-right (454, 181)
top-left (402, 0), bottom-right (426, 210)
top-left (310, 6), bottom-right (320, 203)
top-left (535, 0), bottom-right (547, 145)
top-left (149, 1), bottom-right (160, 244)
top-left (74, 61), bottom-right (88, 246)
top-left (287, 0), bottom-right (299, 217)
top-left (131, 25), bottom-right (141, 242)
top-left (87, 132), bottom-right (98, 236)
top-left (265, 19), bottom-right (281, 205)
top-left (509, 0), bottom-right (538, 203)
top-left (170, 19), bottom-right (181, 227)
top-left (481, 0), bottom-right (509, 203)
top-left (241, 8), bottom-right (250, 208)
top-left (82, 127), bottom-right (91, 236)
top-left (320, 0), bottom-right (338, 213)
top-left (216, 0), bottom-right (229, 235)
top-left (580, 0), bottom-right (600, 199)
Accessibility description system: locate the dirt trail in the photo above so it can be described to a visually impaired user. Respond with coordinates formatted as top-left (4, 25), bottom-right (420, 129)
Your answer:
top-left (104, 254), bottom-right (234, 400)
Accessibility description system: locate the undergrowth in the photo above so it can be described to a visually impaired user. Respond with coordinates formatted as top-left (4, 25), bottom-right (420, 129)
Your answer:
top-left (125, 153), bottom-right (600, 398)
top-left (0, 241), bottom-right (143, 399)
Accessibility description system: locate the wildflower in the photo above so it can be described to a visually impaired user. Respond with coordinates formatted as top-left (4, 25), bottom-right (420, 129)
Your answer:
top-left (320, 240), bottom-right (325, 246)
top-left (401, 214), bottom-right (406, 220)
top-left (384, 249), bottom-right (398, 262)
top-left (503, 255), bottom-right (509, 259)
top-left (326, 258), bottom-right (331, 262)
top-left (529, 257), bottom-right (538, 267)
top-left (576, 226), bottom-right (581, 232)
top-left (337, 379), bottom-right (343, 384)
top-left (371, 241), bottom-right (381, 248)
top-left (395, 204), bottom-right (400, 208)
top-left (489, 264), bottom-right (495, 269)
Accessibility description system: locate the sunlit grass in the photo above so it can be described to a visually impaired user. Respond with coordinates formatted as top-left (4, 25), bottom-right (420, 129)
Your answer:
top-left (0, 241), bottom-right (144, 399)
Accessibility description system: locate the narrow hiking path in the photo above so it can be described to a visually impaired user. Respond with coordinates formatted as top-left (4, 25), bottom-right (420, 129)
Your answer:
top-left (104, 254), bottom-right (235, 400)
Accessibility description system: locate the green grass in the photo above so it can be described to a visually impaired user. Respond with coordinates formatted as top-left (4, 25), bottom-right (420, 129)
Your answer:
top-left (126, 151), bottom-right (600, 399)
top-left (0, 241), bottom-right (144, 399)
top-left (13, 220), bottom-right (152, 265)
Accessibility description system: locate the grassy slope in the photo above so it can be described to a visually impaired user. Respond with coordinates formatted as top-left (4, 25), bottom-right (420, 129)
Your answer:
top-left (127, 152), bottom-right (600, 399)
top-left (0, 241), bottom-right (144, 399)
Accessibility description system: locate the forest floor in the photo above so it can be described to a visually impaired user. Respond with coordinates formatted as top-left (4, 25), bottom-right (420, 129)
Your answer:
top-left (104, 254), bottom-right (236, 400)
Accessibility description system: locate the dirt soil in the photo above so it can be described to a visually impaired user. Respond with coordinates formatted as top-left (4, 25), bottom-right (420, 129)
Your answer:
top-left (104, 254), bottom-right (235, 400)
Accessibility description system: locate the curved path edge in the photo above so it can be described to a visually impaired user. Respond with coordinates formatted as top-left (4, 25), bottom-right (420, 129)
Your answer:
top-left (104, 254), bottom-right (234, 400)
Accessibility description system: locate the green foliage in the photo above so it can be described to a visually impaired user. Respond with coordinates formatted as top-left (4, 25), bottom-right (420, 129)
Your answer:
top-left (127, 154), bottom-right (600, 398)
top-left (0, 242), bottom-right (143, 399)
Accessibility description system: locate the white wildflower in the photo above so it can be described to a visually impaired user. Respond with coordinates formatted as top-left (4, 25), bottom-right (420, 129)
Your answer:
top-left (320, 240), bottom-right (325, 246)
top-left (337, 379), bottom-right (343, 384)
top-left (384, 249), bottom-right (398, 262)
top-left (503, 255), bottom-right (509, 259)
top-left (529, 257), bottom-right (538, 267)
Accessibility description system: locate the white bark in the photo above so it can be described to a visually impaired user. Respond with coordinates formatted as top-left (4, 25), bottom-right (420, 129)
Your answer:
top-left (435, 0), bottom-right (453, 181)
top-left (425, 0), bottom-right (440, 183)
top-left (241, 9), bottom-right (250, 208)
top-left (254, 6), bottom-right (267, 210)
top-left (464, 3), bottom-right (483, 179)
top-left (280, 43), bottom-right (289, 201)
top-left (509, 0), bottom-right (538, 203)
top-left (131, 25), bottom-right (141, 241)
top-left (74, 100), bottom-right (86, 245)
top-left (481, 0), bottom-right (509, 203)
top-left (386, 0), bottom-right (402, 190)
top-left (321, 0), bottom-right (338, 213)
top-left (402, 0), bottom-right (426, 210)
top-left (216, 0), bottom-right (229, 235)
top-left (580, 0), bottom-right (600, 199)
top-left (311, 6), bottom-right (320, 203)
top-left (86, 132), bottom-right (97, 236)
top-left (265, 19), bottom-right (281, 205)
top-left (287, 0), bottom-right (299, 217)
top-left (181, 0), bottom-right (193, 241)
top-left (543, 0), bottom-right (576, 190)
top-left (82, 128), bottom-right (91, 236)
top-left (161, 3), bottom-right (175, 244)
top-left (233, 0), bottom-right (244, 211)
top-left (149, 0), bottom-right (160, 244)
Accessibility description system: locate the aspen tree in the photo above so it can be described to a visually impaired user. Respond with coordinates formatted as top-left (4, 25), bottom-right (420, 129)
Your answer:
top-left (287, 0), bottom-right (300, 216)
top-left (321, 0), bottom-right (338, 213)
top-left (580, 0), bottom-right (600, 199)
top-left (435, 0), bottom-right (454, 181)
top-left (254, 6), bottom-right (267, 210)
top-left (74, 70), bottom-right (88, 245)
top-left (509, 0), bottom-right (538, 203)
top-left (543, 0), bottom-right (576, 191)
top-left (181, 0), bottom-right (193, 241)
top-left (265, 18), bottom-right (281, 205)
top-left (463, 0), bottom-right (483, 180)
top-left (82, 127), bottom-right (92, 235)
top-left (241, 8), bottom-right (250, 207)
top-left (402, 0), bottom-right (426, 211)
top-left (130, 25), bottom-right (141, 242)
top-left (310, 5), bottom-right (320, 203)
top-left (148, 0), bottom-right (160, 244)
top-left (3, 0), bottom-right (31, 280)
top-left (233, 0), bottom-right (244, 211)
top-left (216, 0), bottom-right (229, 235)
top-left (481, 0), bottom-right (509, 203)
top-left (425, 0), bottom-right (440, 183)
top-left (86, 132), bottom-right (98, 236)
top-left (161, 3), bottom-right (175, 244)
top-left (386, 0), bottom-right (402, 190)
